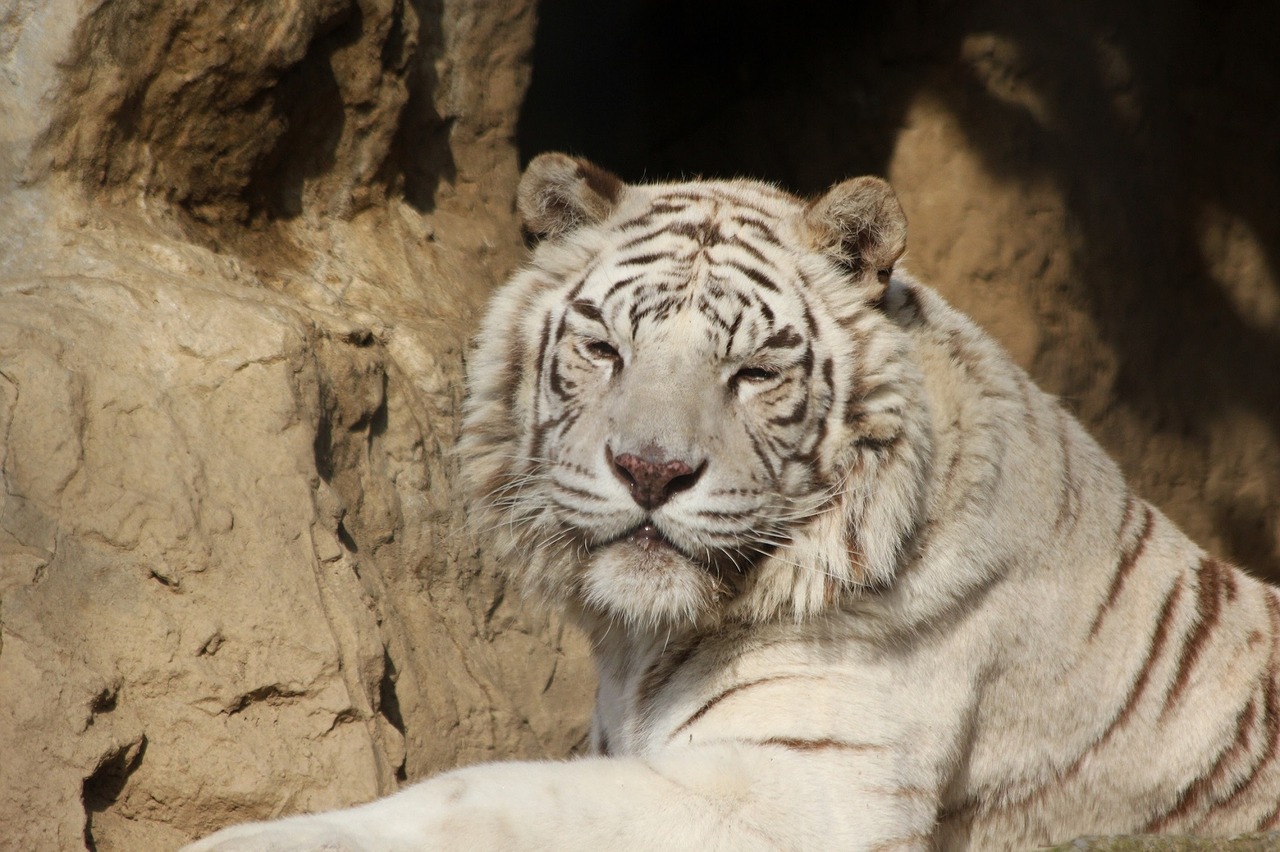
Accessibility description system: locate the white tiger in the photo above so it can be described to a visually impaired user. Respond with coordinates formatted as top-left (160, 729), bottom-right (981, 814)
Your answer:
top-left (185, 154), bottom-right (1280, 851)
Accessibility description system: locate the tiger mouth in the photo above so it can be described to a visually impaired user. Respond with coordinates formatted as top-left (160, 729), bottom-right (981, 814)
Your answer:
top-left (597, 521), bottom-right (696, 561)
top-left (594, 521), bottom-right (768, 581)
top-left (627, 522), bottom-right (673, 550)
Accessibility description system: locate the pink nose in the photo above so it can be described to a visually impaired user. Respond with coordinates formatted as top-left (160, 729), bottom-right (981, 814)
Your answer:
top-left (609, 448), bottom-right (703, 509)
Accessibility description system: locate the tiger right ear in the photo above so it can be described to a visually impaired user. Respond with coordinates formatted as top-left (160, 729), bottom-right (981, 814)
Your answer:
top-left (802, 176), bottom-right (907, 293)
top-left (517, 153), bottom-right (625, 239)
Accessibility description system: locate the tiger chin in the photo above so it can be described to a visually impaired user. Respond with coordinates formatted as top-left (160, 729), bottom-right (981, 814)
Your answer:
top-left (185, 154), bottom-right (1280, 851)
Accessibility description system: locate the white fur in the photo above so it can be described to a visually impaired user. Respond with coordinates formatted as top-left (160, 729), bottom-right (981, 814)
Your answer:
top-left (186, 160), bottom-right (1280, 851)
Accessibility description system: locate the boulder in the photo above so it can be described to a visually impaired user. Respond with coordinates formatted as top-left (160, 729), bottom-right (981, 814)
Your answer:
top-left (0, 1), bottom-right (592, 849)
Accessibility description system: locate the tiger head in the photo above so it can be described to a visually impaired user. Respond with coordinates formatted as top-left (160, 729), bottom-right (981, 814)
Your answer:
top-left (459, 154), bottom-right (933, 630)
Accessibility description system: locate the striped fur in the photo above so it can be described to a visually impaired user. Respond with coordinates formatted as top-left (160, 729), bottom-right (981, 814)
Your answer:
top-left (185, 155), bottom-right (1280, 851)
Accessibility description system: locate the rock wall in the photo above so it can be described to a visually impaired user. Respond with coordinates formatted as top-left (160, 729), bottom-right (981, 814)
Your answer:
top-left (0, 2), bottom-right (593, 849)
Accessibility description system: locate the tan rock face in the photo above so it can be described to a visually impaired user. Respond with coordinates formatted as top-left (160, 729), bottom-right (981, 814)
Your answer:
top-left (1, 1), bottom-right (591, 849)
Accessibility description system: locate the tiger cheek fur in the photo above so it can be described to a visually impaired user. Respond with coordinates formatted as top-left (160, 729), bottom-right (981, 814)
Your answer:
top-left (459, 153), bottom-right (923, 629)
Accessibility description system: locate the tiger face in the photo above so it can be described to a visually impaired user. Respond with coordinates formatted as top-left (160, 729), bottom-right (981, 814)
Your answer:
top-left (460, 154), bottom-right (931, 629)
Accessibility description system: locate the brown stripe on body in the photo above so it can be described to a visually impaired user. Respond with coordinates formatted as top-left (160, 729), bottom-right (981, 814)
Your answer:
top-left (1207, 556), bottom-right (1240, 602)
top-left (1258, 799), bottom-right (1280, 831)
top-left (939, 417), bottom-right (966, 493)
top-left (950, 581), bottom-right (1196, 828)
top-left (1103, 576), bottom-right (1187, 737)
top-left (1222, 595), bottom-right (1280, 824)
top-left (1016, 371), bottom-right (1041, 442)
top-left (635, 635), bottom-right (704, 718)
top-left (1089, 505), bottom-right (1157, 638)
top-left (1146, 697), bottom-right (1259, 832)
top-left (1116, 492), bottom-right (1138, 545)
top-left (669, 674), bottom-right (809, 740)
top-left (1225, 671), bottom-right (1280, 829)
top-left (755, 736), bottom-right (890, 753)
top-left (1054, 406), bottom-right (1082, 532)
top-left (1162, 558), bottom-right (1232, 715)
top-left (1194, 688), bottom-right (1280, 829)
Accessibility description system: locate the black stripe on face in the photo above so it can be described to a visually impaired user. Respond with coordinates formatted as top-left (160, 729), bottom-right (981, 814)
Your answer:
top-left (530, 313), bottom-right (555, 421)
top-left (629, 295), bottom-right (684, 338)
top-left (563, 258), bottom-right (601, 304)
top-left (668, 219), bottom-right (718, 246)
top-left (654, 190), bottom-right (716, 204)
top-left (720, 236), bottom-right (772, 266)
top-left (603, 274), bottom-right (643, 302)
top-left (618, 251), bottom-right (676, 268)
top-left (548, 350), bottom-right (569, 400)
top-left (617, 228), bottom-right (666, 253)
top-left (768, 394), bottom-right (809, 427)
top-left (721, 259), bottom-right (781, 293)
top-left (709, 194), bottom-right (776, 218)
top-left (695, 294), bottom-right (742, 338)
top-left (616, 202), bottom-right (695, 232)
top-left (761, 325), bottom-right (803, 351)
top-left (745, 424), bottom-right (780, 482)
top-left (570, 300), bottom-right (604, 324)
top-left (731, 216), bottom-right (783, 246)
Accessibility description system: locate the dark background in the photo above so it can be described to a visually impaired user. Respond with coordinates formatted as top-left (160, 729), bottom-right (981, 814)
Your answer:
top-left (518, 0), bottom-right (1280, 578)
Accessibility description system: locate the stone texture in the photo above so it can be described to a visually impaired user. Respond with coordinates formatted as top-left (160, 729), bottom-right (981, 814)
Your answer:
top-left (0, 1), bottom-right (592, 849)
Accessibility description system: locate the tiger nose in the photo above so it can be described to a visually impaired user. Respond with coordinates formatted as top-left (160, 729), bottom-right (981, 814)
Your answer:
top-left (608, 446), bottom-right (704, 509)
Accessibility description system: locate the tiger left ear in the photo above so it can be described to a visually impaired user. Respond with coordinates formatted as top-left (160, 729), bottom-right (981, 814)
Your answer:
top-left (802, 176), bottom-right (907, 294)
top-left (517, 153), bottom-right (626, 239)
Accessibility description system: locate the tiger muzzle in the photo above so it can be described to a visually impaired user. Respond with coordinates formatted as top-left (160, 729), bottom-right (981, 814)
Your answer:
top-left (607, 446), bottom-right (705, 509)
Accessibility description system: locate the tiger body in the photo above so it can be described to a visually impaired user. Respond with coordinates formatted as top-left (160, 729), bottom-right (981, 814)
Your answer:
top-left (186, 155), bottom-right (1280, 852)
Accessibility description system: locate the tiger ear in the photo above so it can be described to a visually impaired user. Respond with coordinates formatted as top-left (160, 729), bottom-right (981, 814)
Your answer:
top-left (802, 176), bottom-right (907, 293)
top-left (517, 153), bottom-right (625, 239)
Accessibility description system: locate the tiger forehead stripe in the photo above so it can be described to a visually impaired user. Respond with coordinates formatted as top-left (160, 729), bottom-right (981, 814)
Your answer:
top-left (761, 326), bottom-right (803, 351)
top-left (720, 260), bottom-right (782, 293)
top-left (569, 300), bottom-right (604, 323)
